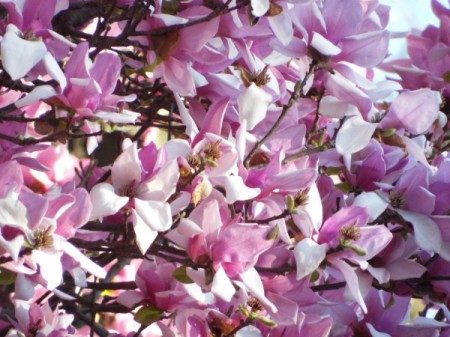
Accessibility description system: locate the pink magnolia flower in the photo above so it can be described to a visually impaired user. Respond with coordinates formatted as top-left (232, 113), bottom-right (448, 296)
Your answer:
top-left (8, 300), bottom-right (79, 337)
top-left (117, 260), bottom-right (189, 312)
top-left (294, 206), bottom-right (392, 312)
top-left (0, 0), bottom-right (70, 86)
top-left (290, 0), bottom-right (389, 115)
top-left (168, 196), bottom-right (277, 312)
top-left (53, 42), bottom-right (138, 123)
top-left (90, 140), bottom-right (179, 254)
top-left (138, 6), bottom-right (220, 96)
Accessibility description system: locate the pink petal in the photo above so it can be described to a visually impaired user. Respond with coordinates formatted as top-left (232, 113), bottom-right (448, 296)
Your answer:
top-left (137, 160), bottom-right (179, 202)
top-left (337, 30), bottom-right (389, 67)
top-left (328, 257), bottom-right (367, 313)
top-left (389, 89), bottom-right (440, 135)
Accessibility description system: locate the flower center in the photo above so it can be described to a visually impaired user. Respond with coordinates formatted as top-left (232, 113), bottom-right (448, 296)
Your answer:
top-left (33, 227), bottom-right (53, 249)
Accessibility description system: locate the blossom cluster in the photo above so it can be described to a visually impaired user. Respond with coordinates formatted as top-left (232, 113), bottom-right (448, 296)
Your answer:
top-left (0, 0), bottom-right (450, 336)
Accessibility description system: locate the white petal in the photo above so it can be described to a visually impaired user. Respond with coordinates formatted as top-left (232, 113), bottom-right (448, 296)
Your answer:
top-left (95, 110), bottom-right (140, 123)
top-left (174, 93), bottom-right (198, 139)
top-left (1, 24), bottom-right (47, 80)
top-left (0, 199), bottom-right (28, 228)
top-left (353, 192), bottom-right (389, 222)
top-left (33, 250), bottom-right (63, 290)
top-left (304, 182), bottom-right (323, 231)
top-left (111, 141), bottom-right (142, 193)
top-left (268, 9), bottom-right (293, 46)
top-left (294, 238), bottom-right (327, 280)
top-left (251, 0), bottom-right (269, 17)
top-left (182, 283), bottom-right (215, 305)
top-left (310, 32), bottom-right (342, 56)
top-left (236, 326), bottom-right (263, 337)
top-left (131, 208), bottom-right (158, 254)
top-left (238, 83), bottom-right (272, 131)
top-left (43, 52), bottom-right (67, 90)
top-left (319, 96), bottom-right (357, 119)
top-left (89, 183), bottom-right (129, 220)
top-left (134, 198), bottom-right (172, 232)
top-left (211, 265), bottom-right (235, 302)
top-left (329, 257), bottom-right (367, 313)
top-left (211, 176), bottom-right (260, 203)
top-left (336, 116), bottom-right (378, 155)
top-left (0, 235), bottom-right (24, 262)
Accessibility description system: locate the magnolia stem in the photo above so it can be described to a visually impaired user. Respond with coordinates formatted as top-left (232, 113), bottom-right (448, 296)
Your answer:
top-left (282, 140), bottom-right (334, 164)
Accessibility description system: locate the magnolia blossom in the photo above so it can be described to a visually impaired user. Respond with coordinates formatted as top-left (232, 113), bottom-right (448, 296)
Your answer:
top-left (90, 140), bottom-right (179, 254)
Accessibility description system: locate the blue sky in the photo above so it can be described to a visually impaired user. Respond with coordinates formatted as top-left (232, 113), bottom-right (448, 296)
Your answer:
top-left (380, 0), bottom-right (441, 59)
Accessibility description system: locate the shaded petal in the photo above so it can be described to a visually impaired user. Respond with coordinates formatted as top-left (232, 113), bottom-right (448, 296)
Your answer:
top-left (90, 52), bottom-right (121, 96)
top-left (397, 210), bottom-right (442, 255)
top-left (337, 30), bottom-right (389, 67)
top-left (389, 89), bottom-right (440, 135)
top-left (43, 51), bottom-right (67, 90)
top-left (117, 290), bottom-right (144, 308)
top-left (322, 0), bottom-right (362, 42)
top-left (268, 8), bottom-right (293, 47)
top-left (14, 274), bottom-right (36, 300)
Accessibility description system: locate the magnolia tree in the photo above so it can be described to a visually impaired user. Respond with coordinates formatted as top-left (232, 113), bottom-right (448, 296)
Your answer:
top-left (1, 0), bottom-right (450, 336)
